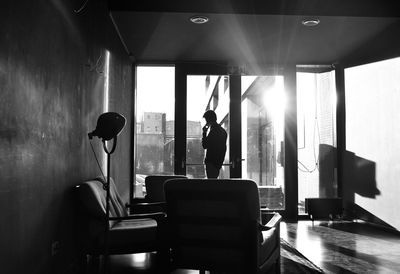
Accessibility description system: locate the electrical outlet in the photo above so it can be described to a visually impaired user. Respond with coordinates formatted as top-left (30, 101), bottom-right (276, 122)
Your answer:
top-left (51, 241), bottom-right (60, 256)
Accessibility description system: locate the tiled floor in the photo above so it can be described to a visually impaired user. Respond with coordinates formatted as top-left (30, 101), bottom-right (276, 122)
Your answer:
top-left (281, 220), bottom-right (400, 273)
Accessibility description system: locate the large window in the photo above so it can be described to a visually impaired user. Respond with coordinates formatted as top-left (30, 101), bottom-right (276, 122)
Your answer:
top-left (134, 66), bottom-right (175, 197)
top-left (297, 70), bottom-right (337, 214)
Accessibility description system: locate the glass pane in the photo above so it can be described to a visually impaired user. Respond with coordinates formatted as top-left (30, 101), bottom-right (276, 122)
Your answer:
top-left (241, 76), bottom-right (285, 210)
top-left (297, 71), bottom-right (337, 214)
top-left (186, 75), bottom-right (230, 178)
top-left (134, 66), bottom-right (175, 197)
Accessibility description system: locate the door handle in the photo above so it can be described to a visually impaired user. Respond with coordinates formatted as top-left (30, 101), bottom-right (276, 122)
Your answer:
top-left (229, 159), bottom-right (245, 169)
top-left (181, 159), bottom-right (186, 169)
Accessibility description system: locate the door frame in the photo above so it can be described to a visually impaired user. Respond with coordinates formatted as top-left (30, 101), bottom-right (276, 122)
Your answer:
top-left (174, 63), bottom-right (243, 176)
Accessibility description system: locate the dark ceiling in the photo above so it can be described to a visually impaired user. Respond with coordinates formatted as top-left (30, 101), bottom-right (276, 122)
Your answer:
top-left (109, 0), bottom-right (400, 66)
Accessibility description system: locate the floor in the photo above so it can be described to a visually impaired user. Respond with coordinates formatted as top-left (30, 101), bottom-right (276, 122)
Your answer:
top-left (280, 220), bottom-right (400, 273)
top-left (94, 220), bottom-right (400, 274)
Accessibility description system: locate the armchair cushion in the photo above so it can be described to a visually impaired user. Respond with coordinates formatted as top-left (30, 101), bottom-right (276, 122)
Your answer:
top-left (108, 218), bottom-right (157, 247)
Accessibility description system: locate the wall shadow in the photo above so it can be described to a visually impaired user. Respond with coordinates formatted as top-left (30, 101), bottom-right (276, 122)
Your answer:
top-left (319, 144), bottom-right (337, 197)
top-left (341, 149), bottom-right (398, 229)
top-left (319, 144), bottom-right (380, 199)
top-left (342, 149), bottom-right (380, 200)
top-left (318, 145), bottom-right (398, 230)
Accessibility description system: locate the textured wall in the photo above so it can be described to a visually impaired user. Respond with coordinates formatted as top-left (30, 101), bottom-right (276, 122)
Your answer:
top-left (0, 0), bottom-right (132, 273)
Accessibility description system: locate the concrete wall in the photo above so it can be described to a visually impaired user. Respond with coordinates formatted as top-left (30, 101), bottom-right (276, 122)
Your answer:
top-left (0, 0), bottom-right (132, 273)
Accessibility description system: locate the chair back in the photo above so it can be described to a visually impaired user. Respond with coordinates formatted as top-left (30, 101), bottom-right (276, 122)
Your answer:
top-left (164, 178), bottom-right (262, 273)
top-left (145, 175), bottom-right (187, 202)
top-left (77, 177), bottom-right (127, 220)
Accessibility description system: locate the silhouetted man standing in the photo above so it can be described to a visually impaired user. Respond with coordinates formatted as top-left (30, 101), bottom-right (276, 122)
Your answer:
top-left (202, 110), bottom-right (227, 178)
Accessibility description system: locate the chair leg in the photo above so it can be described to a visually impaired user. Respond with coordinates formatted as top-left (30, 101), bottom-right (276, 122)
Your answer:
top-left (199, 270), bottom-right (206, 274)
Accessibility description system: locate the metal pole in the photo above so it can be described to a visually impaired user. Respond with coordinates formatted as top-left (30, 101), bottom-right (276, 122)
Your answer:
top-left (102, 137), bottom-right (117, 273)
top-left (102, 140), bottom-right (112, 274)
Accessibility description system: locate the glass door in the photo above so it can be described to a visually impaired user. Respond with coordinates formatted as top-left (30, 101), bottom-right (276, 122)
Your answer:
top-left (241, 75), bottom-right (285, 210)
top-left (134, 65), bottom-right (175, 197)
top-left (134, 64), bottom-right (297, 216)
top-left (186, 75), bottom-right (230, 178)
top-left (134, 66), bottom-right (287, 209)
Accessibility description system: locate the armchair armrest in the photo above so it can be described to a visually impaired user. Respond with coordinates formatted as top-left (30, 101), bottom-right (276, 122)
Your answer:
top-left (130, 197), bottom-right (149, 203)
top-left (126, 197), bottom-right (150, 208)
top-left (130, 201), bottom-right (166, 207)
top-left (264, 213), bottom-right (282, 229)
top-left (129, 202), bottom-right (166, 214)
top-left (259, 212), bottom-right (282, 230)
top-left (109, 212), bottom-right (166, 222)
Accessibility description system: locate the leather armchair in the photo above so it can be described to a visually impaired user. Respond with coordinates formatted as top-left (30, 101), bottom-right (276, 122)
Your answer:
top-left (75, 177), bottom-right (165, 258)
top-left (164, 178), bottom-right (282, 274)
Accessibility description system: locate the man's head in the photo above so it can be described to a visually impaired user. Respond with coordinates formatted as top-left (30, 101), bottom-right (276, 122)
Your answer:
top-left (203, 110), bottom-right (217, 125)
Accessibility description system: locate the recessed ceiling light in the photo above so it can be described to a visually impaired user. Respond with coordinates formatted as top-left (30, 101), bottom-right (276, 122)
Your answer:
top-left (190, 15), bottom-right (209, 24)
top-left (301, 18), bottom-right (320, 27)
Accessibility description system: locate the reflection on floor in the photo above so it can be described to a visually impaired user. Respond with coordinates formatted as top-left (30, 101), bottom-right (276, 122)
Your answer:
top-left (91, 220), bottom-right (400, 273)
top-left (281, 220), bottom-right (400, 274)
top-left (90, 254), bottom-right (211, 274)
